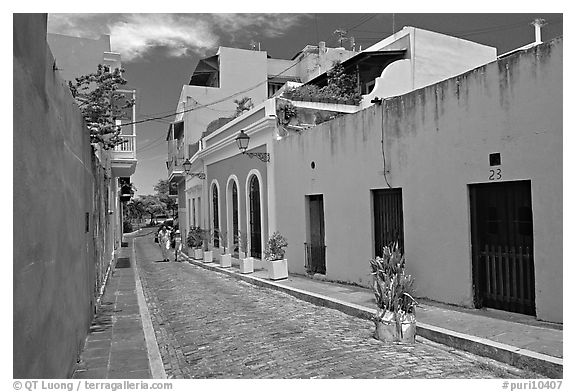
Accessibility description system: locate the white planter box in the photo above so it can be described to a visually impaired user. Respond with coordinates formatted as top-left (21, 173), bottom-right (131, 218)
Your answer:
top-left (203, 250), bottom-right (213, 263)
top-left (220, 253), bottom-right (232, 268)
top-left (193, 248), bottom-right (203, 260)
top-left (212, 247), bottom-right (221, 258)
top-left (268, 259), bottom-right (288, 280)
top-left (239, 258), bottom-right (254, 274)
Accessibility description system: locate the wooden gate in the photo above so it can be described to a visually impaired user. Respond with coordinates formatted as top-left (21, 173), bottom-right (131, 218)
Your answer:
top-left (470, 180), bottom-right (535, 315)
top-left (373, 188), bottom-right (404, 257)
top-left (305, 195), bottom-right (326, 274)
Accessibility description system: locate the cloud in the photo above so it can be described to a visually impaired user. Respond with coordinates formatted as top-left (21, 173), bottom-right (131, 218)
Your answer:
top-left (47, 13), bottom-right (310, 61)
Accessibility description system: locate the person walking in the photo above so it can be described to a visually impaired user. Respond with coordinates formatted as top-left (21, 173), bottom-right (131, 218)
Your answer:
top-left (157, 225), bottom-right (171, 262)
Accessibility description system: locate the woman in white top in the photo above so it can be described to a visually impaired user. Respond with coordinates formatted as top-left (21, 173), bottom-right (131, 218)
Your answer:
top-left (157, 225), bottom-right (171, 262)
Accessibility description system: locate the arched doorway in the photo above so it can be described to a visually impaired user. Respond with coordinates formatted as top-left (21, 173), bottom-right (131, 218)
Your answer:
top-left (212, 184), bottom-right (219, 248)
top-left (248, 175), bottom-right (262, 258)
top-left (232, 181), bottom-right (239, 255)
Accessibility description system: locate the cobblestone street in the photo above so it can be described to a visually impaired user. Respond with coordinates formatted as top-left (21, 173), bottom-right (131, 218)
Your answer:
top-left (134, 232), bottom-right (542, 379)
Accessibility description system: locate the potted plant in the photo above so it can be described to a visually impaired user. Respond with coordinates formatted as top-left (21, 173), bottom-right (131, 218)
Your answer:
top-left (201, 229), bottom-right (213, 263)
top-left (238, 231), bottom-right (248, 260)
top-left (218, 229), bottom-right (231, 268)
top-left (265, 231), bottom-right (288, 280)
top-left (238, 231), bottom-right (253, 274)
top-left (186, 226), bottom-right (204, 260)
top-left (369, 242), bottom-right (417, 343)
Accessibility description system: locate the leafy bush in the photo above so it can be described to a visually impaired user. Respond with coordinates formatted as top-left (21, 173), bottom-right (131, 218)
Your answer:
top-left (283, 62), bottom-right (362, 105)
top-left (265, 231), bottom-right (288, 261)
top-left (186, 226), bottom-right (205, 249)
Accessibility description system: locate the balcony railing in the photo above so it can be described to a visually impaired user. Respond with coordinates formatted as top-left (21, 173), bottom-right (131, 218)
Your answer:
top-left (166, 154), bottom-right (186, 177)
top-left (112, 135), bottom-right (137, 160)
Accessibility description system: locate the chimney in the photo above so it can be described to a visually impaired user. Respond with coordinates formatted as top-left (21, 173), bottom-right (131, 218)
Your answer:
top-left (319, 41), bottom-right (326, 54)
top-left (350, 37), bottom-right (356, 51)
top-left (531, 18), bottom-right (546, 44)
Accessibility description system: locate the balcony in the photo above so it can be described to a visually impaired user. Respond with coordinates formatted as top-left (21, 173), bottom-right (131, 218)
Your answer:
top-left (167, 152), bottom-right (186, 183)
top-left (111, 134), bottom-right (137, 177)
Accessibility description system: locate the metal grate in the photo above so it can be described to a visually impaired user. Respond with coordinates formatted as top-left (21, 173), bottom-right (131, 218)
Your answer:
top-left (116, 257), bottom-right (131, 268)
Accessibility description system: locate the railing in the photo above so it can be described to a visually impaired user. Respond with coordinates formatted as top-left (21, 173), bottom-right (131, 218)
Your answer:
top-left (111, 135), bottom-right (136, 160)
top-left (475, 244), bottom-right (535, 315)
top-left (166, 155), bottom-right (186, 175)
top-left (305, 243), bottom-right (326, 274)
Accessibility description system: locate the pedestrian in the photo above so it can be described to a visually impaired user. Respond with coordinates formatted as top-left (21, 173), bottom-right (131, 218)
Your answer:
top-left (173, 229), bottom-right (182, 262)
top-left (157, 225), bottom-right (171, 262)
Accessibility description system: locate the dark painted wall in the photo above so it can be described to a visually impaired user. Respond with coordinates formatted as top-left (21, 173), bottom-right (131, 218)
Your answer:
top-left (13, 14), bottom-right (113, 378)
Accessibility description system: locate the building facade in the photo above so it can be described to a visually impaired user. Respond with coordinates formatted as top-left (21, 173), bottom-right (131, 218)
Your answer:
top-left (273, 37), bottom-right (562, 323)
top-left (167, 44), bottom-right (357, 244)
top-left (171, 26), bottom-right (562, 324)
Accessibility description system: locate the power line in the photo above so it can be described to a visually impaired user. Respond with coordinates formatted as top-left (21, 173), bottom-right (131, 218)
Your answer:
top-left (118, 51), bottom-right (308, 129)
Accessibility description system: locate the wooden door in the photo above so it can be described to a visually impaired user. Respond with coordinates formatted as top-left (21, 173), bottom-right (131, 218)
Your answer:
top-left (470, 180), bottom-right (535, 315)
top-left (306, 195), bottom-right (326, 274)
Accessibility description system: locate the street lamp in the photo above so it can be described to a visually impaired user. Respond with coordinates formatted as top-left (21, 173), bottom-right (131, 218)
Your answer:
top-left (182, 158), bottom-right (206, 179)
top-left (235, 130), bottom-right (270, 163)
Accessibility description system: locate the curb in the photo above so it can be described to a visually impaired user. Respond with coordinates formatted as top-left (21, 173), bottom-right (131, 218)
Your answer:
top-left (182, 253), bottom-right (562, 379)
top-left (132, 239), bottom-right (167, 379)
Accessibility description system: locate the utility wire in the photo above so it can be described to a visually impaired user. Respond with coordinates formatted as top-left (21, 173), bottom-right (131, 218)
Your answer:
top-left (117, 54), bottom-right (307, 129)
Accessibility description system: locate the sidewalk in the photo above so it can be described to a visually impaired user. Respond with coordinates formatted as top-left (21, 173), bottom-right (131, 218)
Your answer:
top-left (72, 238), bottom-right (165, 379)
top-left (181, 253), bottom-right (563, 379)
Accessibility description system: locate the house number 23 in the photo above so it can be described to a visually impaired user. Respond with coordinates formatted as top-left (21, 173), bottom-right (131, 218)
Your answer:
top-left (489, 168), bottom-right (502, 181)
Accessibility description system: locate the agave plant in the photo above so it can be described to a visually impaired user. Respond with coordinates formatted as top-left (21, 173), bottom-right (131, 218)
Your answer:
top-left (370, 242), bottom-right (417, 338)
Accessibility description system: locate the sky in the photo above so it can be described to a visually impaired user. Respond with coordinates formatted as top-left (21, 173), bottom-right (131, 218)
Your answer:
top-left (45, 10), bottom-right (564, 196)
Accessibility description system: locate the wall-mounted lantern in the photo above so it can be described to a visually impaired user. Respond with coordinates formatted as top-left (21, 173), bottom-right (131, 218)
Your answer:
top-left (182, 158), bottom-right (206, 179)
top-left (235, 130), bottom-right (270, 163)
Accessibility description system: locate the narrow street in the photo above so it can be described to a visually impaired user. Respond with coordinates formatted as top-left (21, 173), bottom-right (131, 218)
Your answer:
top-left (133, 229), bottom-right (541, 379)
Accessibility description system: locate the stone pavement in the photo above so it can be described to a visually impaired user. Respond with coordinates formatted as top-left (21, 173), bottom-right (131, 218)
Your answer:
top-left (71, 229), bottom-right (561, 379)
top-left (72, 237), bottom-right (165, 379)
top-left (132, 233), bottom-right (545, 379)
top-left (177, 250), bottom-right (562, 379)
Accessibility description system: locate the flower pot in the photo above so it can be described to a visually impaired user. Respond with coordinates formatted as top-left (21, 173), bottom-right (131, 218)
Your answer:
top-left (212, 247), bottom-right (221, 258)
top-left (374, 311), bottom-right (416, 343)
top-left (220, 253), bottom-right (232, 268)
top-left (268, 259), bottom-right (288, 280)
top-left (239, 257), bottom-right (254, 274)
top-left (203, 250), bottom-right (213, 263)
top-left (193, 248), bottom-right (203, 260)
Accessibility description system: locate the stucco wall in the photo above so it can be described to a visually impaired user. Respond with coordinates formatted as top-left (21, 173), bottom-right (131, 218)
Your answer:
top-left (274, 38), bottom-right (562, 322)
top-left (13, 14), bottom-right (115, 377)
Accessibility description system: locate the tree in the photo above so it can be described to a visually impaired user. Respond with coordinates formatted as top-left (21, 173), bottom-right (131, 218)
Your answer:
top-left (124, 197), bottom-right (146, 223)
top-left (154, 179), bottom-right (178, 218)
top-left (139, 195), bottom-right (167, 223)
top-left (68, 64), bottom-right (135, 149)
